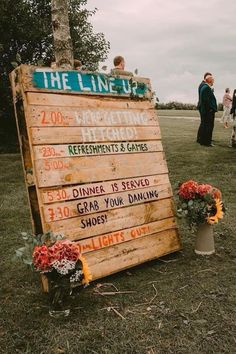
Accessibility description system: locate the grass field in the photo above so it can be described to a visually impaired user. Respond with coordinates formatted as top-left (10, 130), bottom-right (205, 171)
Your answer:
top-left (0, 114), bottom-right (236, 354)
top-left (157, 109), bottom-right (222, 119)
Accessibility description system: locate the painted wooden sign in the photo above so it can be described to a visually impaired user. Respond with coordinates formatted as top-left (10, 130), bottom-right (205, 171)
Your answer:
top-left (10, 65), bottom-right (181, 281)
top-left (33, 70), bottom-right (147, 96)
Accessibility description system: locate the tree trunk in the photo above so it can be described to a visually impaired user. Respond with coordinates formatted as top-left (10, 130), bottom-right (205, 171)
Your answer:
top-left (51, 0), bottom-right (74, 69)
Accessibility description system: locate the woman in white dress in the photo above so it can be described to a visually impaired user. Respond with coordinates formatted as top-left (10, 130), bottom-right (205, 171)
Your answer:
top-left (221, 88), bottom-right (232, 128)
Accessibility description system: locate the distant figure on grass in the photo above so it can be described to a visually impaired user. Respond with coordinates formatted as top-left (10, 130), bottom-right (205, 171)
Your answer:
top-left (221, 88), bottom-right (232, 128)
top-left (229, 89), bottom-right (236, 147)
top-left (197, 72), bottom-right (212, 143)
top-left (110, 55), bottom-right (133, 76)
top-left (197, 74), bottom-right (217, 147)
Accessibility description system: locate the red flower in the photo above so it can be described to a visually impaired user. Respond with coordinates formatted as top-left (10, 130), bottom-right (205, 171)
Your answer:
top-left (48, 240), bottom-right (80, 263)
top-left (32, 241), bottom-right (81, 272)
top-left (32, 245), bottom-right (51, 272)
top-left (178, 180), bottom-right (199, 200)
top-left (197, 184), bottom-right (213, 196)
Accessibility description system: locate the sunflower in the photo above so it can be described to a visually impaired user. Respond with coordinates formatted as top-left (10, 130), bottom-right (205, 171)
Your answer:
top-left (206, 198), bottom-right (224, 225)
top-left (79, 256), bottom-right (92, 285)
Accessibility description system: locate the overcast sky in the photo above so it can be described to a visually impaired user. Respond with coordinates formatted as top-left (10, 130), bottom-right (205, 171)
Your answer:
top-left (86, 0), bottom-right (236, 103)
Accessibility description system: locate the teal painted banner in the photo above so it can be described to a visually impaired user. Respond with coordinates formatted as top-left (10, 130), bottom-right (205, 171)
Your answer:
top-left (32, 70), bottom-right (147, 96)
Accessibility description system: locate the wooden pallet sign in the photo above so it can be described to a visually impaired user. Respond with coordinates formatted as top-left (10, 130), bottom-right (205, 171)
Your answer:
top-left (10, 65), bottom-right (181, 281)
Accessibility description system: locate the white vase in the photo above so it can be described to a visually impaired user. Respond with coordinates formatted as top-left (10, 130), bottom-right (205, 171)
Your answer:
top-left (194, 223), bottom-right (215, 255)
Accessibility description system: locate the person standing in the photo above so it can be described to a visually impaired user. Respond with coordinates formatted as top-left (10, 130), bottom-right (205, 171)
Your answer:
top-left (74, 59), bottom-right (82, 70)
top-left (230, 89), bottom-right (236, 147)
top-left (197, 72), bottom-right (212, 143)
top-left (198, 74), bottom-right (217, 147)
top-left (221, 88), bottom-right (232, 128)
top-left (110, 56), bottom-right (133, 76)
top-left (230, 89), bottom-right (236, 119)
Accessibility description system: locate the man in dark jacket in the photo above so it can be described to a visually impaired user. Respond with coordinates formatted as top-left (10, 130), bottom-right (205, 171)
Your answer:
top-left (197, 72), bottom-right (212, 143)
top-left (198, 74), bottom-right (217, 147)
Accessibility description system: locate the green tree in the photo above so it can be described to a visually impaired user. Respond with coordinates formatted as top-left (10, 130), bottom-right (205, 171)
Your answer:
top-left (0, 0), bottom-right (110, 152)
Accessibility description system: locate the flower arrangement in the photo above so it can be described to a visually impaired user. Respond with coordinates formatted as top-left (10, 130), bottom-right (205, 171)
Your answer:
top-left (177, 180), bottom-right (225, 228)
top-left (15, 231), bottom-right (92, 317)
top-left (15, 231), bottom-right (91, 285)
top-left (32, 239), bottom-right (91, 285)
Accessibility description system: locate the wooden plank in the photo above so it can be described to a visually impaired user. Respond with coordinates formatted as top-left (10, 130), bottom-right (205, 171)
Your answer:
top-left (42, 184), bottom-right (172, 222)
top-left (33, 141), bottom-right (163, 159)
top-left (34, 152), bottom-right (168, 187)
top-left (31, 126), bottom-right (160, 144)
top-left (76, 217), bottom-right (177, 254)
top-left (26, 92), bottom-right (154, 110)
top-left (86, 229), bottom-right (181, 280)
top-left (21, 65), bottom-right (152, 99)
top-left (45, 198), bottom-right (175, 240)
top-left (41, 174), bottom-right (170, 203)
top-left (27, 106), bottom-right (158, 127)
top-left (9, 73), bottom-right (43, 235)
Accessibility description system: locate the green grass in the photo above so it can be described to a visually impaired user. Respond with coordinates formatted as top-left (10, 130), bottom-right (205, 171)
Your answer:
top-left (0, 117), bottom-right (236, 354)
top-left (157, 109), bottom-right (222, 119)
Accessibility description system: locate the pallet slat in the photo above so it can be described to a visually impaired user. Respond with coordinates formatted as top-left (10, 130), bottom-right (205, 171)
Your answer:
top-left (21, 66), bottom-right (152, 99)
top-left (27, 106), bottom-right (158, 127)
top-left (42, 184), bottom-right (172, 222)
top-left (76, 217), bottom-right (177, 254)
top-left (46, 198), bottom-right (175, 241)
top-left (86, 229), bottom-right (180, 280)
top-left (41, 174), bottom-right (169, 203)
top-left (31, 126), bottom-right (161, 144)
top-left (34, 152), bottom-right (168, 187)
top-left (27, 91), bottom-right (154, 109)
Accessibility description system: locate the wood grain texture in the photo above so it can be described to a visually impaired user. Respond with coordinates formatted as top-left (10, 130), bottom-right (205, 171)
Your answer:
top-left (31, 126), bottom-right (161, 144)
top-left (45, 198), bottom-right (176, 240)
top-left (26, 91), bottom-right (154, 109)
top-left (27, 106), bottom-right (158, 127)
top-left (42, 184), bottom-right (172, 222)
top-left (85, 228), bottom-right (181, 280)
top-left (34, 152), bottom-right (168, 187)
top-left (41, 174), bottom-right (169, 203)
top-left (33, 141), bottom-right (163, 159)
top-left (76, 217), bottom-right (177, 254)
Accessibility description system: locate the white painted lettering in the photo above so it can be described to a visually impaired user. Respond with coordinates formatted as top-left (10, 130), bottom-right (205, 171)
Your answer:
top-left (77, 73), bottom-right (91, 92)
top-left (82, 128), bottom-right (97, 141)
top-left (43, 72), bottom-right (49, 88)
top-left (126, 127), bottom-right (136, 139)
top-left (61, 73), bottom-right (71, 90)
top-left (97, 76), bottom-right (109, 92)
top-left (109, 77), bottom-right (117, 93)
top-left (122, 80), bottom-right (131, 94)
top-left (50, 72), bottom-right (62, 89)
top-left (91, 76), bottom-right (97, 92)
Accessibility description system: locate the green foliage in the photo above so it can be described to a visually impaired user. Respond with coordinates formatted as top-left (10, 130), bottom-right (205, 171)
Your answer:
top-left (157, 101), bottom-right (224, 111)
top-left (0, 0), bottom-right (110, 152)
top-left (177, 195), bottom-right (212, 228)
top-left (156, 101), bottom-right (197, 110)
top-left (13, 231), bottom-right (63, 267)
